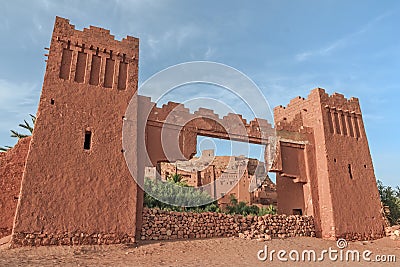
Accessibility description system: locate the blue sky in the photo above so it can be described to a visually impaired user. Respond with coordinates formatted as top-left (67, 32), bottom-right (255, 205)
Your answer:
top-left (0, 0), bottom-right (399, 187)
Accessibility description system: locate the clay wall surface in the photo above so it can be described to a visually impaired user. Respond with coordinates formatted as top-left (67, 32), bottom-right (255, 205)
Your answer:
top-left (279, 142), bottom-right (307, 181)
top-left (274, 89), bottom-right (343, 238)
top-left (319, 93), bottom-right (384, 240)
top-left (217, 167), bottom-right (251, 206)
top-left (273, 88), bottom-right (385, 240)
top-left (276, 174), bottom-right (305, 215)
top-left (147, 100), bottom-right (274, 144)
top-left (0, 137), bottom-right (31, 238)
top-left (140, 208), bottom-right (315, 241)
top-left (11, 17), bottom-right (140, 246)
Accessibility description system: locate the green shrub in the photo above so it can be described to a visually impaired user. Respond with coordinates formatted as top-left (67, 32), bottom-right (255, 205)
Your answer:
top-left (143, 177), bottom-right (215, 211)
top-left (378, 180), bottom-right (400, 225)
top-left (224, 195), bottom-right (276, 216)
top-left (258, 205), bottom-right (277, 216)
top-left (204, 203), bottom-right (220, 213)
top-left (144, 177), bottom-right (277, 216)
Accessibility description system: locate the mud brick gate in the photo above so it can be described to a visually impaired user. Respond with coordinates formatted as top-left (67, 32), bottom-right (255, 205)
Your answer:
top-left (0, 17), bottom-right (385, 246)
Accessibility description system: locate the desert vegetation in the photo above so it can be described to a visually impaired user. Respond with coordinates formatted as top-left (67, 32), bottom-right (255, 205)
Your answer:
top-left (225, 194), bottom-right (276, 216)
top-left (378, 180), bottom-right (400, 225)
top-left (0, 114), bottom-right (35, 151)
top-left (143, 176), bottom-right (216, 212)
top-left (143, 175), bottom-right (277, 216)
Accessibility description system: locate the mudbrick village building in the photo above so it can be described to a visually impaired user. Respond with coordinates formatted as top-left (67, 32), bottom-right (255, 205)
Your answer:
top-left (0, 17), bottom-right (386, 246)
top-left (152, 149), bottom-right (277, 207)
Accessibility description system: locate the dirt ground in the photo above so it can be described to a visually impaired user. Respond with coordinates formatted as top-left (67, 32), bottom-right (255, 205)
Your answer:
top-left (1, 236), bottom-right (399, 266)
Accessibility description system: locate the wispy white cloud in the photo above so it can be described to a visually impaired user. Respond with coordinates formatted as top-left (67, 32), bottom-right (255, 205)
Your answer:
top-left (0, 79), bottom-right (39, 144)
top-left (144, 24), bottom-right (205, 59)
top-left (204, 46), bottom-right (216, 59)
top-left (252, 71), bottom-right (322, 108)
top-left (295, 11), bottom-right (394, 62)
top-left (32, 15), bottom-right (44, 32)
top-left (0, 79), bottom-right (39, 114)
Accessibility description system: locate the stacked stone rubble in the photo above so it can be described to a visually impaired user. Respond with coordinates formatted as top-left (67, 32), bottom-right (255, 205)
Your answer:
top-left (385, 225), bottom-right (400, 241)
top-left (336, 231), bottom-right (385, 241)
top-left (140, 208), bottom-right (315, 241)
top-left (11, 232), bottom-right (135, 246)
top-left (238, 214), bottom-right (315, 241)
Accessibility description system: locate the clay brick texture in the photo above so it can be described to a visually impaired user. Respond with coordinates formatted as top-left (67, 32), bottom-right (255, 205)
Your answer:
top-left (0, 137), bottom-right (30, 238)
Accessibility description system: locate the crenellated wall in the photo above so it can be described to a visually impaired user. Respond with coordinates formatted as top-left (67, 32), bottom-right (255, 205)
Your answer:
top-left (146, 99), bottom-right (274, 144)
top-left (140, 96), bottom-right (275, 167)
top-left (54, 18), bottom-right (138, 91)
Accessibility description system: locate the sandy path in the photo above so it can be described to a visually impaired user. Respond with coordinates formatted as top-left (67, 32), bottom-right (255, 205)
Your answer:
top-left (1, 237), bottom-right (399, 266)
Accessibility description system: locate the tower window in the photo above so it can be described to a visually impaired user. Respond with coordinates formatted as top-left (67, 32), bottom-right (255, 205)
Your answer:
top-left (348, 164), bottom-right (353, 179)
top-left (84, 131), bottom-right (92, 150)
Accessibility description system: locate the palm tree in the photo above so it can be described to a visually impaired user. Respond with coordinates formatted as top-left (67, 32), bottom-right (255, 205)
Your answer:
top-left (10, 129), bottom-right (30, 139)
top-left (167, 173), bottom-right (188, 187)
top-left (11, 114), bottom-right (36, 138)
top-left (0, 146), bottom-right (12, 152)
top-left (0, 114), bottom-right (36, 152)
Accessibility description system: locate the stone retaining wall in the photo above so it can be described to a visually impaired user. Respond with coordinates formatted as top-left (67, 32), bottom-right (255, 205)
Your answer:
top-left (385, 225), bottom-right (400, 241)
top-left (140, 208), bottom-right (315, 241)
top-left (0, 228), bottom-right (10, 239)
top-left (11, 232), bottom-right (135, 247)
top-left (336, 232), bottom-right (384, 241)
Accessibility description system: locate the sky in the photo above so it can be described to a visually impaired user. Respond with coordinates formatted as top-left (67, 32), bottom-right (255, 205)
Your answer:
top-left (0, 0), bottom-right (399, 187)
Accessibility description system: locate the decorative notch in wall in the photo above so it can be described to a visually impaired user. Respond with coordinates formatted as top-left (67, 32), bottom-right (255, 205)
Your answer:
top-left (59, 41), bottom-right (72, 80)
top-left (104, 50), bottom-right (115, 88)
top-left (89, 48), bottom-right (101, 86)
top-left (74, 44), bottom-right (87, 83)
top-left (57, 39), bottom-right (131, 91)
top-left (117, 54), bottom-right (128, 90)
top-left (325, 106), bottom-right (362, 139)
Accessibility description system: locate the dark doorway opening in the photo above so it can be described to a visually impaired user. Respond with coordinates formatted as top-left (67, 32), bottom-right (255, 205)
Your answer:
top-left (293, 209), bottom-right (303, 215)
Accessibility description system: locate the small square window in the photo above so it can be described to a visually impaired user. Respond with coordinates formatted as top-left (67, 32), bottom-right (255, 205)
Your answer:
top-left (84, 131), bottom-right (92, 150)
